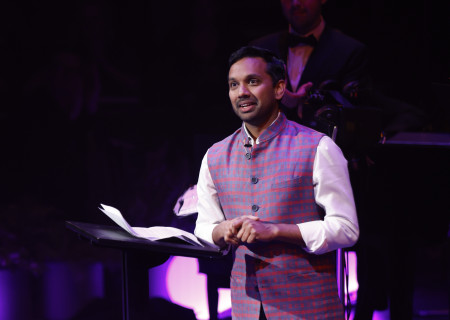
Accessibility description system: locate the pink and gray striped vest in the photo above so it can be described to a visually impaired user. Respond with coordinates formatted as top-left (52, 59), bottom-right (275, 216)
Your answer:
top-left (207, 113), bottom-right (343, 319)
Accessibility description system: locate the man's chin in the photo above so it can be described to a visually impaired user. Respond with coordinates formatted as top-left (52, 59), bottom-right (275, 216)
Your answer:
top-left (235, 112), bottom-right (255, 123)
top-left (233, 108), bottom-right (253, 119)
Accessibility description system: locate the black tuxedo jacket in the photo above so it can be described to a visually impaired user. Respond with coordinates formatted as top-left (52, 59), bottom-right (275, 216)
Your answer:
top-left (250, 26), bottom-right (370, 92)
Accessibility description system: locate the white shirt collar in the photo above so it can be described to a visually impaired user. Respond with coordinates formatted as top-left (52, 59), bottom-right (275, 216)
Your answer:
top-left (243, 112), bottom-right (281, 145)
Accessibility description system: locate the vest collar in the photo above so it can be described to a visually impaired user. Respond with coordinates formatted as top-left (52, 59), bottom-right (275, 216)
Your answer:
top-left (241, 112), bottom-right (288, 146)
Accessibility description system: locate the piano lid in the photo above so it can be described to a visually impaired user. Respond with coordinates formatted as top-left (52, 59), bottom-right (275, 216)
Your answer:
top-left (385, 131), bottom-right (450, 147)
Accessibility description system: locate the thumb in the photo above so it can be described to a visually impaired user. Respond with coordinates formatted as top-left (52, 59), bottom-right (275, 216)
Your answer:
top-left (297, 82), bottom-right (314, 97)
top-left (241, 215), bottom-right (260, 221)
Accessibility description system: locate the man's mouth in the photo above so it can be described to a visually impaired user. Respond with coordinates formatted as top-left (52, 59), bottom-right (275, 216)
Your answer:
top-left (291, 8), bottom-right (307, 16)
top-left (238, 101), bottom-right (257, 112)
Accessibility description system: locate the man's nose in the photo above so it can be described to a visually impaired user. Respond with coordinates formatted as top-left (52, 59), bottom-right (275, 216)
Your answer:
top-left (238, 84), bottom-right (250, 97)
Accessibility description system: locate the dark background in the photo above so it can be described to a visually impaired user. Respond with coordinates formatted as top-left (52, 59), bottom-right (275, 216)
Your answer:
top-left (0, 0), bottom-right (448, 315)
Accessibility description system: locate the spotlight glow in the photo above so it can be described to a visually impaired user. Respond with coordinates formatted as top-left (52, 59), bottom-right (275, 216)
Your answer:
top-left (165, 256), bottom-right (231, 319)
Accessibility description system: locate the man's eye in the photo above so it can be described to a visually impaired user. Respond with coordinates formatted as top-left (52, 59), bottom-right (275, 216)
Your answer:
top-left (229, 82), bottom-right (238, 88)
top-left (249, 79), bottom-right (259, 85)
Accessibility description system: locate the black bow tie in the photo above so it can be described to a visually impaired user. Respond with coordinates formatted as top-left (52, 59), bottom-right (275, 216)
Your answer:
top-left (287, 33), bottom-right (317, 47)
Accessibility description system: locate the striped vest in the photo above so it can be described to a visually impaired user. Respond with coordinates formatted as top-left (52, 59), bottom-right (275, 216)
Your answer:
top-left (207, 113), bottom-right (342, 319)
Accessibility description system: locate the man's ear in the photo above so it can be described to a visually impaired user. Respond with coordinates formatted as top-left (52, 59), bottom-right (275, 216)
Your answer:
top-left (274, 80), bottom-right (286, 100)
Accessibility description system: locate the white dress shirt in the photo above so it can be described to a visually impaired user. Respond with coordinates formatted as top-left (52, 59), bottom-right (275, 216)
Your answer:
top-left (195, 124), bottom-right (359, 255)
top-left (287, 18), bottom-right (325, 92)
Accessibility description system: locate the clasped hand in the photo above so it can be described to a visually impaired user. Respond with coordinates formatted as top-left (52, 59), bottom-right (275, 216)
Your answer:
top-left (222, 216), bottom-right (277, 246)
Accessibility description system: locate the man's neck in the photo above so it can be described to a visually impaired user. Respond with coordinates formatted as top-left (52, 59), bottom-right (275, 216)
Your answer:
top-left (290, 16), bottom-right (324, 37)
top-left (244, 123), bottom-right (263, 141)
top-left (244, 111), bottom-right (280, 141)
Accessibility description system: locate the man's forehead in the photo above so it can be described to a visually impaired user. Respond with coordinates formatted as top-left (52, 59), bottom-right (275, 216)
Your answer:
top-left (229, 57), bottom-right (268, 77)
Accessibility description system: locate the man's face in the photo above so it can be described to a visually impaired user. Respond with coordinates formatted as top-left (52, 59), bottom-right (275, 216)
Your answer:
top-left (228, 57), bottom-right (285, 130)
top-left (280, 0), bottom-right (325, 34)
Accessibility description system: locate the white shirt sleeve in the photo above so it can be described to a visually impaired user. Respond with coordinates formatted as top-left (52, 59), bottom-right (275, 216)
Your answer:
top-left (298, 136), bottom-right (360, 254)
top-left (194, 150), bottom-right (225, 247)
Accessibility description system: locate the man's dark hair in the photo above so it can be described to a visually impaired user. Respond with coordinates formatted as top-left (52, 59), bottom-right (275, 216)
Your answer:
top-left (228, 46), bottom-right (286, 86)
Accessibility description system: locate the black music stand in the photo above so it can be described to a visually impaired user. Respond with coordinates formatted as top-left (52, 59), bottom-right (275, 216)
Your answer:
top-left (65, 221), bottom-right (226, 320)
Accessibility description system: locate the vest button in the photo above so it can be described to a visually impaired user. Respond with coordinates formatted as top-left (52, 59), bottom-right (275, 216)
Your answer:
top-left (251, 177), bottom-right (258, 184)
top-left (245, 153), bottom-right (251, 160)
top-left (251, 204), bottom-right (259, 212)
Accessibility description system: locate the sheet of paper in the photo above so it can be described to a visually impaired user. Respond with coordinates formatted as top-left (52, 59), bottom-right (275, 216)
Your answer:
top-left (99, 203), bottom-right (208, 247)
top-left (173, 185), bottom-right (198, 217)
top-left (99, 204), bottom-right (139, 237)
top-left (133, 226), bottom-right (204, 246)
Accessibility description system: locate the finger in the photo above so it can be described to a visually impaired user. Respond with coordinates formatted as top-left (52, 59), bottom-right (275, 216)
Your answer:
top-left (241, 227), bottom-right (255, 243)
top-left (237, 228), bottom-right (247, 242)
top-left (231, 218), bottom-right (245, 234)
top-left (225, 238), bottom-right (239, 246)
top-left (304, 81), bottom-right (313, 89)
top-left (243, 215), bottom-right (259, 221)
top-left (302, 81), bottom-right (313, 90)
top-left (231, 222), bottom-right (240, 235)
top-left (238, 222), bottom-right (254, 243)
top-left (237, 218), bottom-right (253, 235)
top-left (298, 82), bottom-right (314, 96)
top-left (227, 224), bottom-right (238, 238)
top-left (246, 232), bottom-right (256, 243)
top-left (235, 223), bottom-right (245, 239)
top-left (224, 233), bottom-right (239, 245)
